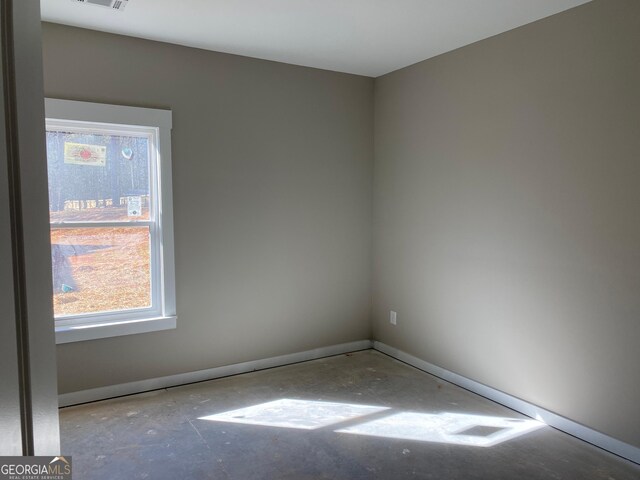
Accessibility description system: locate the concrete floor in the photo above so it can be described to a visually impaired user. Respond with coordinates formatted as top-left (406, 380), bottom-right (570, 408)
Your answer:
top-left (60, 350), bottom-right (640, 479)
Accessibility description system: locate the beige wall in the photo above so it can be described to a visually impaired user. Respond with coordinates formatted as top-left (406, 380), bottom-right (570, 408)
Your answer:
top-left (44, 0), bottom-right (640, 451)
top-left (42, 23), bottom-right (374, 394)
top-left (373, 0), bottom-right (640, 448)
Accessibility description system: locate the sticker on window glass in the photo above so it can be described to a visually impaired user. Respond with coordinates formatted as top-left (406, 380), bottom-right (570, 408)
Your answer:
top-left (127, 196), bottom-right (142, 217)
top-left (64, 142), bottom-right (106, 167)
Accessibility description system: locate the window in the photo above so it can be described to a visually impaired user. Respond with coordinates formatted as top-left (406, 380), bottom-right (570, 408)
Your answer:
top-left (45, 99), bottom-right (176, 343)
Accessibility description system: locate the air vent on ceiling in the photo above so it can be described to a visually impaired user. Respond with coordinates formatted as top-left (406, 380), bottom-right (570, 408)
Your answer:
top-left (72, 0), bottom-right (130, 11)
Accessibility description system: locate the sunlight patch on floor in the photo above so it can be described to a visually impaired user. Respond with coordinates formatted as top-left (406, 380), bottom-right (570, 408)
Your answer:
top-left (199, 398), bottom-right (389, 430)
top-left (336, 411), bottom-right (544, 447)
top-left (199, 398), bottom-right (545, 446)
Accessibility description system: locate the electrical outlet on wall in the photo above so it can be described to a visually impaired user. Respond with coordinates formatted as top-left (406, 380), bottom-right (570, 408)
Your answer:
top-left (390, 310), bottom-right (397, 325)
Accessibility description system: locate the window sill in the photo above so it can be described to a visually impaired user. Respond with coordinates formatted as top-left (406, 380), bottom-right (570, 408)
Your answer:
top-left (55, 315), bottom-right (176, 344)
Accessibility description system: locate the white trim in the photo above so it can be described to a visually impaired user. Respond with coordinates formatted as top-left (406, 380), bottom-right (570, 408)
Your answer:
top-left (44, 98), bottom-right (172, 129)
top-left (156, 121), bottom-right (176, 317)
top-left (58, 340), bottom-right (373, 407)
top-left (57, 338), bottom-right (639, 464)
top-left (55, 316), bottom-right (177, 344)
top-left (373, 341), bottom-right (640, 465)
top-left (44, 98), bottom-right (177, 344)
top-left (51, 221), bottom-right (154, 228)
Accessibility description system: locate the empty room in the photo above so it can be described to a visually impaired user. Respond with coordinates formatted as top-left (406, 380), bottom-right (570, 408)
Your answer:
top-left (1, 0), bottom-right (639, 479)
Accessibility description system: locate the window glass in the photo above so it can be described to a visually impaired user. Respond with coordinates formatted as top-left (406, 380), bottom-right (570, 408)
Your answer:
top-left (46, 126), bottom-right (156, 319)
top-left (50, 227), bottom-right (151, 316)
top-left (46, 130), bottom-right (151, 223)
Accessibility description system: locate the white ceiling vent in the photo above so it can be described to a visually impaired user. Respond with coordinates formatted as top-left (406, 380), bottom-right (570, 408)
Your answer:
top-left (72, 0), bottom-right (129, 11)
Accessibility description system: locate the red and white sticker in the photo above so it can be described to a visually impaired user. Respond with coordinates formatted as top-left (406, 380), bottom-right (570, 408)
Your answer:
top-left (64, 142), bottom-right (106, 166)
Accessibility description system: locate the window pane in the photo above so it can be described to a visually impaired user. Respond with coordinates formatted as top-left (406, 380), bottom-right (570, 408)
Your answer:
top-left (46, 129), bottom-right (151, 222)
top-left (51, 227), bottom-right (151, 317)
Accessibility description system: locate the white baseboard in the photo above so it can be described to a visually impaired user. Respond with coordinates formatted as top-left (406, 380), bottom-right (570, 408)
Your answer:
top-left (58, 338), bottom-right (639, 465)
top-left (373, 341), bottom-right (640, 465)
top-left (58, 339), bottom-right (373, 408)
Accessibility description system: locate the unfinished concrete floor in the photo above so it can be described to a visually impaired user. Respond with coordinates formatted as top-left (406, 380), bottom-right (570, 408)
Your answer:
top-left (60, 350), bottom-right (640, 479)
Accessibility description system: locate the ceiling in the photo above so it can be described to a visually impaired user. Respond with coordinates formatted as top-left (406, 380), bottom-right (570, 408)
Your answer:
top-left (40, 0), bottom-right (591, 77)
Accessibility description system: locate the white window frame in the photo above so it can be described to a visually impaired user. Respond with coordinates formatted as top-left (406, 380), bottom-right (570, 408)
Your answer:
top-left (45, 98), bottom-right (176, 344)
